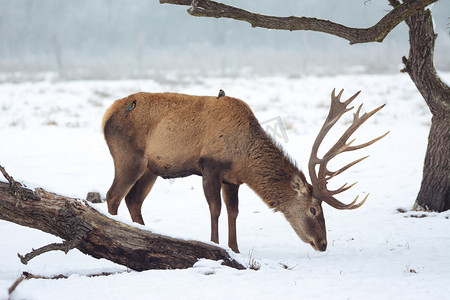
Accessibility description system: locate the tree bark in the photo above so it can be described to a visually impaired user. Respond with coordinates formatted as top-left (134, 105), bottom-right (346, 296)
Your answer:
top-left (0, 179), bottom-right (244, 271)
top-left (414, 116), bottom-right (450, 211)
top-left (401, 8), bottom-right (450, 211)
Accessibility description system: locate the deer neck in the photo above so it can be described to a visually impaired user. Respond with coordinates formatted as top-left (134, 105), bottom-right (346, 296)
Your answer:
top-left (243, 138), bottom-right (300, 211)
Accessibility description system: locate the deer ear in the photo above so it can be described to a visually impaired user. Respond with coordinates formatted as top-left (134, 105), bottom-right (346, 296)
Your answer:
top-left (290, 172), bottom-right (309, 195)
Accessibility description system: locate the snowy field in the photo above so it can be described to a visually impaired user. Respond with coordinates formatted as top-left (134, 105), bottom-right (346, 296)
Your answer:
top-left (1, 73), bottom-right (449, 299)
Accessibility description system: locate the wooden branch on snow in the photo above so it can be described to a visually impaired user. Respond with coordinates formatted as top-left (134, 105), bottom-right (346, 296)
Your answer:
top-left (9, 271), bottom-right (122, 296)
top-left (18, 239), bottom-right (82, 265)
top-left (159, 0), bottom-right (436, 44)
top-left (0, 166), bottom-right (244, 271)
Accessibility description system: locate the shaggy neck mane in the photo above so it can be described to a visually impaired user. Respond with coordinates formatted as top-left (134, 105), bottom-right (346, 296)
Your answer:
top-left (244, 125), bottom-right (307, 211)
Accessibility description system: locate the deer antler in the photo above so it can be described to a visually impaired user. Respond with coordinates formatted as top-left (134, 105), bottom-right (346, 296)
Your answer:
top-left (308, 89), bottom-right (389, 209)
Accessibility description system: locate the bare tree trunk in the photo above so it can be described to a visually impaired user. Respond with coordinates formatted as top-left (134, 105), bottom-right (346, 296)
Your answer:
top-left (0, 173), bottom-right (244, 271)
top-left (415, 116), bottom-right (450, 211)
top-left (401, 8), bottom-right (450, 211)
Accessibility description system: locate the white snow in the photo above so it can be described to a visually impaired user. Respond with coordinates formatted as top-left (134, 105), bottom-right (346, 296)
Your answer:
top-left (0, 73), bottom-right (449, 299)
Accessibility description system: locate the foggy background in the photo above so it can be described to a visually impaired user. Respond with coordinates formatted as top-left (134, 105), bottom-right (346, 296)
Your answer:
top-left (1, 0), bottom-right (449, 81)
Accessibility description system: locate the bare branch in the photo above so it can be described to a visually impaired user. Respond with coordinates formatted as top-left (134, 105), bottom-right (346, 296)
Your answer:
top-left (8, 274), bottom-right (25, 296)
top-left (8, 271), bottom-right (127, 296)
top-left (160, 0), bottom-right (437, 44)
top-left (18, 238), bottom-right (82, 265)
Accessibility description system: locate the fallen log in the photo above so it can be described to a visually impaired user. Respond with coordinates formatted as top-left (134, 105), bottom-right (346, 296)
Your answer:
top-left (0, 166), bottom-right (244, 271)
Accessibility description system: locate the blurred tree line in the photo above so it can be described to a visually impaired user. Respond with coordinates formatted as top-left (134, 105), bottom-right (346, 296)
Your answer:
top-left (0, 0), bottom-right (449, 80)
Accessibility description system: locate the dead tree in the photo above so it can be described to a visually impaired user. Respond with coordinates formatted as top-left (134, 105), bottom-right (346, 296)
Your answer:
top-left (0, 166), bottom-right (244, 271)
top-left (160, 0), bottom-right (449, 212)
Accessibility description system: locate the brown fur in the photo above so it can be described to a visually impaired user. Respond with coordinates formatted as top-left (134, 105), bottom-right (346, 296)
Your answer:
top-left (103, 92), bottom-right (327, 253)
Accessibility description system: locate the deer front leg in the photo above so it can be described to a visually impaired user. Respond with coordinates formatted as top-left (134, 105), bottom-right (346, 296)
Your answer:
top-left (201, 164), bottom-right (223, 245)
top-left (222, 182), bottom-right (240, 253)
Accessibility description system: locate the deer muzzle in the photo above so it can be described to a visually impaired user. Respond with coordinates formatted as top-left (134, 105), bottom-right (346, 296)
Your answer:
top-left (310, 239), bottom-right (327, 252)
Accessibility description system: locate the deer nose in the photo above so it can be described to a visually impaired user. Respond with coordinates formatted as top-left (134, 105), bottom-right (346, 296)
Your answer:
top-left (310, 240), bottom-right (327, 252)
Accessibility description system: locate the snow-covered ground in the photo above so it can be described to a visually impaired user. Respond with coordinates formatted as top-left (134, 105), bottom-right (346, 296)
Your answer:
top-left (1, 73), bottom-right (449, 299)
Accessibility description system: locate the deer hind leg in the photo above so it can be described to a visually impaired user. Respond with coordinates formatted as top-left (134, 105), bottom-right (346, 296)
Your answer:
top-left (222, 182), bottom-right (240, 253)
top-left (106, 155), bottom-right (147, 217)
top-left (125, 169), bottom-right (157, 225)
top-left (200, 159), bottom-right (223, 245)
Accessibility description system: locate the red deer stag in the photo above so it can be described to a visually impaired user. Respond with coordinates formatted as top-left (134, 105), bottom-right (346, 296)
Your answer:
top-left (102, 89), bottom-right (387, 253)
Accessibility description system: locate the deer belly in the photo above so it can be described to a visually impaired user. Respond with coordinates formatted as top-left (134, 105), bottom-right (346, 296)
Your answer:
top-left (145, 147), bottom-right (202, 179)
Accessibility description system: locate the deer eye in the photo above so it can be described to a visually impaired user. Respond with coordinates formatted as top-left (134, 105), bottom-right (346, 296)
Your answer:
top-left (310, 207), bottom-right (317, 215)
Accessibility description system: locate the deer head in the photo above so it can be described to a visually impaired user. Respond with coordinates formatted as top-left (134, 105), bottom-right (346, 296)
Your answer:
top-left (284, 89), bottom-right (388, 251)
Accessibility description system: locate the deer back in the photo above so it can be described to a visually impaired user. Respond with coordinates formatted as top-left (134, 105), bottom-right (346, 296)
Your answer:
top-left (102, 92), bottom-right (264, 183)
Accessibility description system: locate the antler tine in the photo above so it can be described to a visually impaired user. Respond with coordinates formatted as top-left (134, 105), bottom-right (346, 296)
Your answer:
top-left (348, 193), bottom-right (369, 210)
top-left (331, 88), bottom-right (343, 101)
top-left (332, 89), bottom-right (360, 106)
top-left (326, 155), bottom-right (369, 181)
top-left (328, 182), bottom-right (358, 195)
top-left (346, 131), bottom-right (390, 152)
top-left (309, 89), bottom-right (387, 210)
top-left (353, 103), bottom-right (386, 132)
top-left (324, 193), bottom-right (369, 210)
top-left (324, 103), bottom-right (387, 158)
top-left (344, 90), bottom-right (361, 107)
